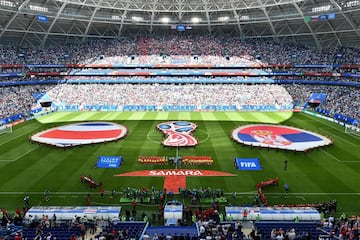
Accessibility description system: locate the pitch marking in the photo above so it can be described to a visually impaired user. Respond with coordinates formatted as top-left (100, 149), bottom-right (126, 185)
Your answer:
top-left (198, 129), bottom-right (210, 143)
top-left (302, 113), bottom-right (344, 132)
top-left (0, 146), bottom-right (39, 162)
top-left (303, 113), bottom-right (360, 141)
top-left (146, 130), bottom-right (163, 144)
top-left (0, 127), bottom-right (38, 146)
top-left (319, 128), bottom-right (360, 146)
top-left (321, 149), bottom-right (360, 163)
top-left (296, 196), bottom-right (306, 201)
top-left (146, 129), bottom-right (210, 144)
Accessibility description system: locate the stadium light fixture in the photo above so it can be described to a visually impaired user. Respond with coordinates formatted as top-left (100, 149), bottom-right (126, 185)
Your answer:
top-left (111, 15), bottom-right (121, 20)
top-left (160, 17), bottom-right (170, 23)
top-left (345, 0), bottom-right (360, 7)
top-left (240, 15), bottom-right (250, 20)
top-left (29, 4), bottom-right (48, 12)
top-left (0, 0), bottom-right (15, 7)
top-left (191, 17), bottom-right (201, 23)
top-left (312, 5), bottom-right (331, 13)
top-left (218, 16), bottom-right (229, 22)
top-left (132, 16), bottom-right (143, 22)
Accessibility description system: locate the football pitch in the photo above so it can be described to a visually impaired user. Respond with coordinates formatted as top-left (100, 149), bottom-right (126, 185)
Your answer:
top-left (0, 111), bottom-right (359, 216)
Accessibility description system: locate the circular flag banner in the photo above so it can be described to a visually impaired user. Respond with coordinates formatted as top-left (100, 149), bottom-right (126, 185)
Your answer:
top-left (231, 124), bottom-right (332, 151)
top-left (31, 122), bottom-right (127, 147)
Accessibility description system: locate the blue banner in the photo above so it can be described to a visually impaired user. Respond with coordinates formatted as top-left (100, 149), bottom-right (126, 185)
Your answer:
top-left (334, 113), bottom-right (356, 125)
top-left (37, 15), bottom-right (48, 23)
top-left (162, 105), bottom-right (197, 111)
top-left (241, 105), bottom-right (277, 111)
top-left (308, 93), bottom-right (327, 104)
top-left (235, 158), bottom-right (262, 170)
top-left (123, 105), bottom-right (157, 111)
top-left (342, 73), bottom-right (360, 77)
top-left (83, 105), bottom-right (118, 111)
top-left (202, 105), bottom-right (237, 111)
top-left (96, 156), bottom-right (123, 168)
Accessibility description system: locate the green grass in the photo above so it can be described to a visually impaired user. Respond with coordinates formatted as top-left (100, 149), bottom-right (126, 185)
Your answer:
top-left (0, 111), bottom-right (359, 217)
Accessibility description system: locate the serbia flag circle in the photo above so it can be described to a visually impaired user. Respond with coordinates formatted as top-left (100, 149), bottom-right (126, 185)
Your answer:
top-left (31, 122), bottom-right (127, 147)
top-left (231, 124), bottom-right (332, 151)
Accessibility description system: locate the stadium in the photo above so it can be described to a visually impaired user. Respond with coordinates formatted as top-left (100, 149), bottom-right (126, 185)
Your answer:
top-left (0, 0), bottom-right (360, 239)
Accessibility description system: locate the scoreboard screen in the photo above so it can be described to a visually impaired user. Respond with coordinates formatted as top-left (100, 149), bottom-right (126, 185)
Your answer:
top-left (37, 15), bottom-right (48, 23)
top-left (177, 25), bottom-right (185, 31)
top-left (171, 24), bottom-right (192, 31)
top-left (327, 13), bottom-right (336, 19)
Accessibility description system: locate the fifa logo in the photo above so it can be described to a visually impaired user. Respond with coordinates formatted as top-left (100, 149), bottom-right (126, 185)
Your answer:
top-left (157, 121), bottom-right (198, 147)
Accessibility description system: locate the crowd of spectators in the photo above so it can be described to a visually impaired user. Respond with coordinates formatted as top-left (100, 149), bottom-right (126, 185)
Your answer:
top-left (275, 75), bottom-right (360, 83)
top-left (129, 34), bottom-right (360, 65)
top-left (0, 38), bottom-right (137, 65)
top-left (284, 84), bottom-right (359, 121)
top-left (0, 82), bottom-right (358, 124)
top-left (0, 34), bottom-right (360, 65)
top-left (63, 76), bottom-right (272, 84)
top-left (321, 214), bottom-right (360, 240)
top-left (43, 83), bottom-right (293, 111)
top-left (270, 227), bottom-right (296, 240)
top-left (0, 76), bottom-right (64, 83)
top-left (198, 220), bottom-right (247, 240)
top-left (0, 85), bottom-right (51, 120)
top-left (0, 34), bottom-right (359, 123)
top-left (3, 203), bottom-right (360, 240)
top-left (0, 81), bottom-right (358, 125)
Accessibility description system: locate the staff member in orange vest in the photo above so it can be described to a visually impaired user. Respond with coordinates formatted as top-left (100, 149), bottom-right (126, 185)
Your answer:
top-left (243, 209), bottom-right (248, 222)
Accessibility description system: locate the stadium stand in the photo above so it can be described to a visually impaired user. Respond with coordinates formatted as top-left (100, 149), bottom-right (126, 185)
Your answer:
top-left (1, 35), bottom-right (359, 125)
top-left (254, 221), bottom-right (323, 240)
top-left (0, 35), bottom-right (359, 240)
top-left (98, 221), bottom-right (147, 240)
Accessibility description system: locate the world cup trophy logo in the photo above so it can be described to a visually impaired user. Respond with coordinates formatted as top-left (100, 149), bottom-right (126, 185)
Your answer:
top-left (250, 129), bottom-right (291, 146)
top-left (157, 121), bottom-right (198, 147)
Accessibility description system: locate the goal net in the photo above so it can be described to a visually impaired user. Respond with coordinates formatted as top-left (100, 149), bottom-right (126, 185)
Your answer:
top-left (0, 124), bottom-right (12, 135)
top-left (345, 124), bottom-right (360, 137)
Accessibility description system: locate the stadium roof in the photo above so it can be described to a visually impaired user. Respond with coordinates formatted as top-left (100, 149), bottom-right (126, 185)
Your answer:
top-left (0, 0), bottom-right (360, 49)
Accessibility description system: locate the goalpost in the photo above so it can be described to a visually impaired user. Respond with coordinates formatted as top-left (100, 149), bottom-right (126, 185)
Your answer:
top-left (345, 124), bottom-right (360, 137)
top-left (0, 124), bottom-right (12, 135)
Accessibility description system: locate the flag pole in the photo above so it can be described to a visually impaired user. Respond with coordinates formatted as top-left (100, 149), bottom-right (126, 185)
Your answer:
top-left (176, 144), bottom-right (179, 169)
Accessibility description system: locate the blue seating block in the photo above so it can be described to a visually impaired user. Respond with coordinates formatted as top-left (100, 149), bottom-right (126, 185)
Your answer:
top-left (254, 221), bottom-right (322, 240)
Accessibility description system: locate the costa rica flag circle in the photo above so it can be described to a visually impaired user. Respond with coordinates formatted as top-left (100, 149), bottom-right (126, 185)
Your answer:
top-left (31, 122), bottom-right (127, 147)
top-left (231, 124), bottom-right (332, 151)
